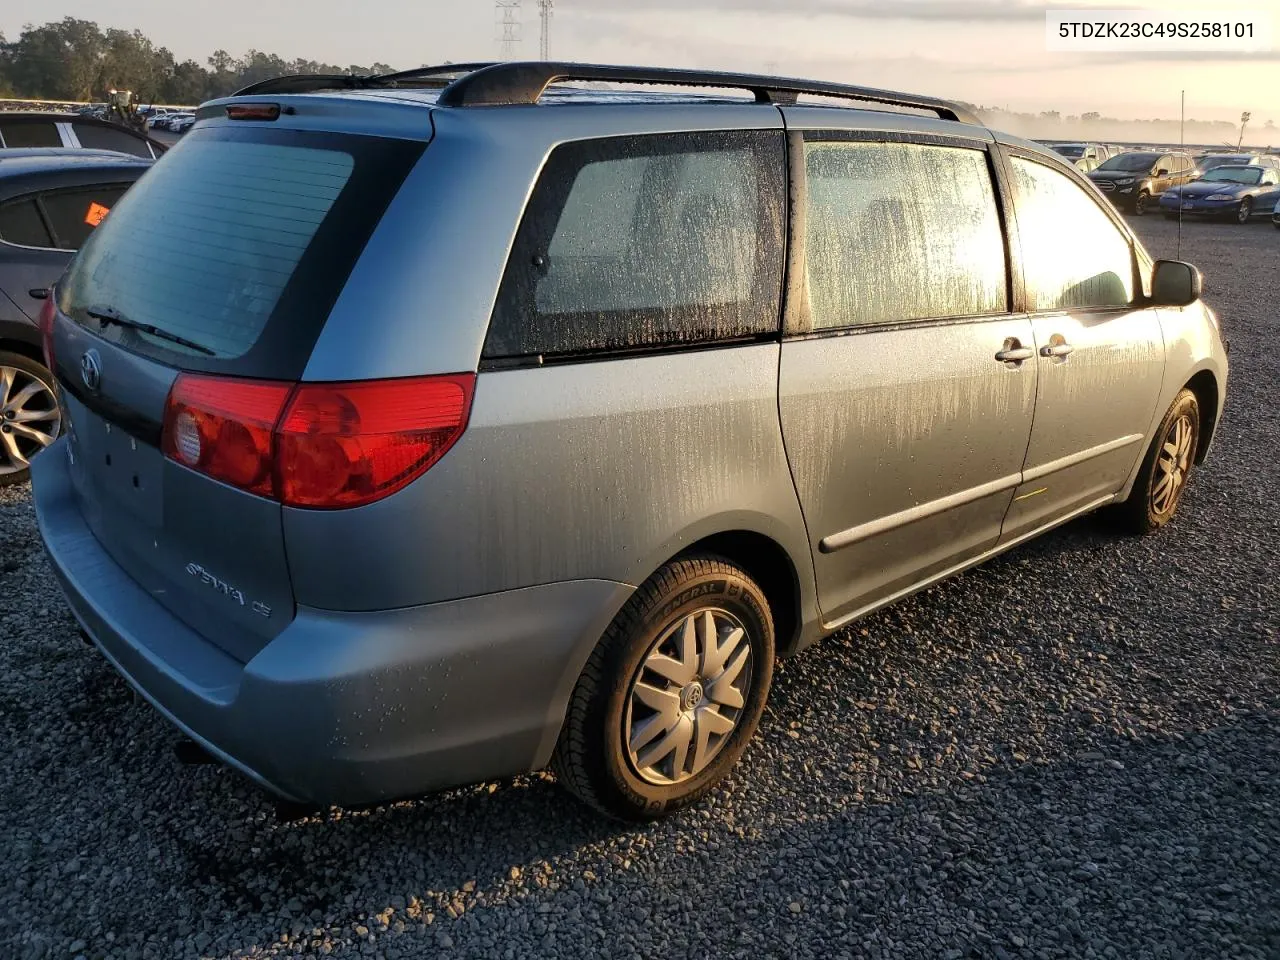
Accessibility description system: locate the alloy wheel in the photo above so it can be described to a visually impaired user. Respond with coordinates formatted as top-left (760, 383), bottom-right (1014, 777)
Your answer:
top-left (0, 364), bottom-right (61, 477)
top-left (1152, 413), bottom-right (1195, 516)
top-left (623, 608), bottom-right (753, 786)
top-left (1236, 198), bottom-right (1252, 224)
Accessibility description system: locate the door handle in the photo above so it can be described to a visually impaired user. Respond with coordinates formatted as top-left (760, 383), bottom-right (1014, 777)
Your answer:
top-left (995, 339), bottom-right (1035, 364)
top-left (1040, 342), bottom-right (1075, 358)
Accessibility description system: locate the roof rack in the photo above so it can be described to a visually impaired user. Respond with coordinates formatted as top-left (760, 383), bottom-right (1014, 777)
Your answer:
top-left (435, 62), bottom-right (978, 124)
top-left (232, 63), bottom-right (498, 98)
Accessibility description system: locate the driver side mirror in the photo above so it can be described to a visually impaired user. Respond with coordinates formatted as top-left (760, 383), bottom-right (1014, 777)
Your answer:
top-left (1155, 168), bottom-right (1170, 177)
top-left (1151, 260), bottom-right (1202, 307)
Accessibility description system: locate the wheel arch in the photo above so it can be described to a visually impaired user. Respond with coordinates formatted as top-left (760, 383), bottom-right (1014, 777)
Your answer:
top-left (1184, 368), bottom-right (1220, 465)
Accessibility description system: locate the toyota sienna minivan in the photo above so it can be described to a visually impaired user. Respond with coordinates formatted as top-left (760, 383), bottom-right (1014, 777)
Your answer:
top-left (32, 62), bottom-right (1228, 820)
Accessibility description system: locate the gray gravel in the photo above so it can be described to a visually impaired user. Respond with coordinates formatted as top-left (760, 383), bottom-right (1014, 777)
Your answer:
top-left (2, 216), bottom-right (1278, 960)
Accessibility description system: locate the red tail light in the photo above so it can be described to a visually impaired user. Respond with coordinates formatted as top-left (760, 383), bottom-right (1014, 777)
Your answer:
top-left (160, 373), bottom-right (475, 509)
top-left (39, 293), bottom-right (56, 372)
top-left (162, 376), bottom-right (292, 497)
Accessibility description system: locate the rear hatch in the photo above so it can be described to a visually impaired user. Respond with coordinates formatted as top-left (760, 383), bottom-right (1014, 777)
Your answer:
top-left (51, 119), bottom-right (425, 662)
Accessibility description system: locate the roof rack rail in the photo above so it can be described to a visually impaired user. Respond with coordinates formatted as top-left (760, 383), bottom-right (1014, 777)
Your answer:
top-left (233, 74), bottom-right (372, 97)
top-left (232, 64), bottom-right (497, 98)
top-left (435, 61), bottom-right (978, 124)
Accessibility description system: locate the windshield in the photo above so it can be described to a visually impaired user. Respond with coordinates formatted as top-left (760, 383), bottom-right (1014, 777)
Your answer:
top-left (1053, 145), bottom-right (1085, 158)
top-left (58, 125), bottom-right (424, 380)
top-left (1201, 166), bottom-right (1262, 184)
top-left (1198, 156), bottom-right (1247, 171)
top-left (1096, 153), bottom-right (1158, 172)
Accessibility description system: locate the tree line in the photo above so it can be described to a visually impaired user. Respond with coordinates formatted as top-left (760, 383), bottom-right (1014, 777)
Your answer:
top-left (0, 17), bottom-right (397, 105)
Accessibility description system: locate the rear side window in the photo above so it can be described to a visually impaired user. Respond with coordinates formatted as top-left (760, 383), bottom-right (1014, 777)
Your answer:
top-left (40, 185), bottom-right (130, 250)
top-left (73, 123), bottom-right (153, 159)
top-left (0, 120), bottom-right (60, 148)
top-left (1009, 157), bottom-right (1134, 311)
top-left (58, 126), bottom-right (424, 379)
top-left (803, 141), bottom-right (1008, 330)
top-left (0, 198), bottom-right (54, 247)
top-left (484, 130), bottom-right (785, 361)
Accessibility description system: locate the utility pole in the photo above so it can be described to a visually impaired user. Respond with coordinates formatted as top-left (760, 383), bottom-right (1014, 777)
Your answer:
top-left (539, 0), bottom-right (554, 60)
top-left (496, 0), bottom-right (522, 59)
top-left (1238, 111), bottom-right (1251, 149)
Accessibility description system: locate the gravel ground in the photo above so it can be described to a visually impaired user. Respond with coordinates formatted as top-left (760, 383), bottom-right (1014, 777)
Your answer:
top-left (2, 216), bottom-right (1277, 960)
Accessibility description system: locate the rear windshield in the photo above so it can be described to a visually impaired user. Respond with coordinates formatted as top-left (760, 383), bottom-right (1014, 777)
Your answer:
top-left (1096, 153), bottom-right (1158, 172)
top-left (58, 125), bottom-right (424, 379)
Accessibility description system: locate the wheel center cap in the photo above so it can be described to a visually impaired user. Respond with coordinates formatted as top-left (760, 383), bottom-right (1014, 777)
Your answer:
top-left (680, 681), bottom-right (704, 711)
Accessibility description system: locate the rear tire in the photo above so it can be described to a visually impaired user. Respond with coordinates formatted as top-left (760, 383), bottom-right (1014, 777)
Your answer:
top-left (552, 555), bottom-right (775, 821)
top-left (0, 351), bottom-right (62, 487)
top-left (1112, 389), bottom-right (1200, 535)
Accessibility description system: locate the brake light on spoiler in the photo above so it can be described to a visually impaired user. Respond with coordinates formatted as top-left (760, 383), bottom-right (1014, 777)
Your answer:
top-left (162, 373), bottom-right (475, 509)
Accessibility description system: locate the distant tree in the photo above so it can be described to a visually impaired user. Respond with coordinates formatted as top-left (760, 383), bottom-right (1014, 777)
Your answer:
top-left (1081, 111), bottom-right (1101, 122)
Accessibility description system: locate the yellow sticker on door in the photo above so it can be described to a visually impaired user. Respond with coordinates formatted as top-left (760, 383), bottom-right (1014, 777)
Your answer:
top-left (84, 202), bottom-right (111, 227)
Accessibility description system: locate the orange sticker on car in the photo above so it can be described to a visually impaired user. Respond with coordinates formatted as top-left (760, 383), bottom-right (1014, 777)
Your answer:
top-left (84, 202), bottom-right (111, 227)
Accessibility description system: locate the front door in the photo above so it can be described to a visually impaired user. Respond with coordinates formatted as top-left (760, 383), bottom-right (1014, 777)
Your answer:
top-left (1000, 155), bottom-right (1165, 540)
top-left (777, 133), bottom-right (1036, 626)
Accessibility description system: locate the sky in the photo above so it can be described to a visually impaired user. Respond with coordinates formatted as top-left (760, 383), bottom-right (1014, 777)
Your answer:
top-left (2, 0), bottom-right (1278, 126)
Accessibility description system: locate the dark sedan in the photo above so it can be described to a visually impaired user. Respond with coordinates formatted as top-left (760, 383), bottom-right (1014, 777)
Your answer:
top-left (1159, 165), bottom-right (1280, 223)
top-left (0, 149), bottom-right (152, 484)
top-left (1088, 150), bottom-right (1198, 215)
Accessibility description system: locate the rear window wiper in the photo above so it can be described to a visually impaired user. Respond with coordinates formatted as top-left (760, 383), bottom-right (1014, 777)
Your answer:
top-left (85, 306), bottom-right (216, 357)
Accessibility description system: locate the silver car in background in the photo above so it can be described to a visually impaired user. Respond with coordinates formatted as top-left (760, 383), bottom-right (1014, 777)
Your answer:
top-left (32, 63), bottom-right (1228, 821)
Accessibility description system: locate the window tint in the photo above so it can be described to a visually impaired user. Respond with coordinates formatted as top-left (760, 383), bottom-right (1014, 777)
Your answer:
top-left (485, 130), bottom-right (785, 360)
top-left (0, 120), bottom-right (60, 148)
top-left (59, 127), bottom-right (425, 380)
top-left (803, 141), bottom-right (1007, 330)
top-left (39, 185), bottom-right (130, 250)
top-left (0, 198), bottom-right (54, 247)
top-left (73, 123), bottom-right (152, 158)
top-left (64, 136), bottom-right (355, 360)
top-left (1010, 157), bottom-right (1134, 311)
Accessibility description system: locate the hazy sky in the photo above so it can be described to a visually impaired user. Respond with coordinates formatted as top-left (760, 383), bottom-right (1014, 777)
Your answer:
top-left (3, 0), bottom-right (1277, 123)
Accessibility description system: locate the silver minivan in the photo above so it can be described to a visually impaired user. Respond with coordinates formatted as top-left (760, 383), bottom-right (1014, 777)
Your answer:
top-left (31, 63), bottom-right (1228, 821)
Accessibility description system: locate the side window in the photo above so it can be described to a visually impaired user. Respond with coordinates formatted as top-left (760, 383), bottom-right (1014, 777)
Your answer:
top-left (0, 198), bottom-right (55, 247)
top-left (39, 185), bottom-right (131, 250)
top-left (73, 124), bottom-right (152, 159)
top-left (803, 141), bottom-right (1007, 330)
top-left (0, 121), bottom-right (62, 149)
top-left (484, 130), bottom-right (785, 360)
top-left (1009, 157), bottom-right (1135, 311)
top-left (1156, 155), bottom-right (1172, 174)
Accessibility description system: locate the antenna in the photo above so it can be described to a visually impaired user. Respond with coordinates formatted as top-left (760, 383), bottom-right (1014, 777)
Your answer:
top-left (496, 0), bottom-right (522, 59)
top-left (538, 0), bottom-right (553, 61)
top-left (1177, 89), bottom-right (1184, 261)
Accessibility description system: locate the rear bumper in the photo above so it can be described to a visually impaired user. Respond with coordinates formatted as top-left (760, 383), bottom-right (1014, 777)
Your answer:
top-left (32, 440), bottom-right (632, 806)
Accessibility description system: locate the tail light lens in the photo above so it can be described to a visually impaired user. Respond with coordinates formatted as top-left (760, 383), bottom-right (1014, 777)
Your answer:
top-left (162, 376), bottom-right (292, 497)
top-left (276, 376), bottom-right (474, 508)
top-left (38, 293), bottom-right (56, 372)
top-left (160, 373), bottom-right (475, 509)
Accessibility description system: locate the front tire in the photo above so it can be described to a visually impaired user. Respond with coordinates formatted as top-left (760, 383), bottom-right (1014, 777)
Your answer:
top-left (553, 555), bottom-right (775, 821)
top-left (1235, 198), bottom-right (1253, 224)
top-left (1133, 191), bottom-right (1150, 215)
top-left (1113, 389), bottom-right (1200, 535)
top-left (0, 351), bottom-right (62, 487)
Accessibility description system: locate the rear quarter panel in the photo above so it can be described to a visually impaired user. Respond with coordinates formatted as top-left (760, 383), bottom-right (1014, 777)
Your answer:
top-left (283, 343), bottom-right (818, 627)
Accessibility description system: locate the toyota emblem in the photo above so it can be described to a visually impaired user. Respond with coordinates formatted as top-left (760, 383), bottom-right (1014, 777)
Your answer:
top-left (80, 350), bottom-right (102, 393)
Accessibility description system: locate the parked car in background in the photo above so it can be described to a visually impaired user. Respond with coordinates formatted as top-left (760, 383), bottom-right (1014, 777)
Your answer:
top-left (158, 113), bottom-right (195, 132)
top-left (0, 112), bottom-right (164, 159)
top-left (1273, 203), bottom-right (1280, 230)
top-left (1088, 150), bottom-right (1198, 214)
top-left (1160, 165), bottom-right (1280, 223)
top-left (170, 115), bottom-right (198, 134)
top-left (0, 149), bottom-right (152, 483)
top-left (1195, 153), bottom-right (1280, 174)
top-left (31, 63), bottom-right (1227, 821)
top-left (1050, 141), bottom-right (1110, 172)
